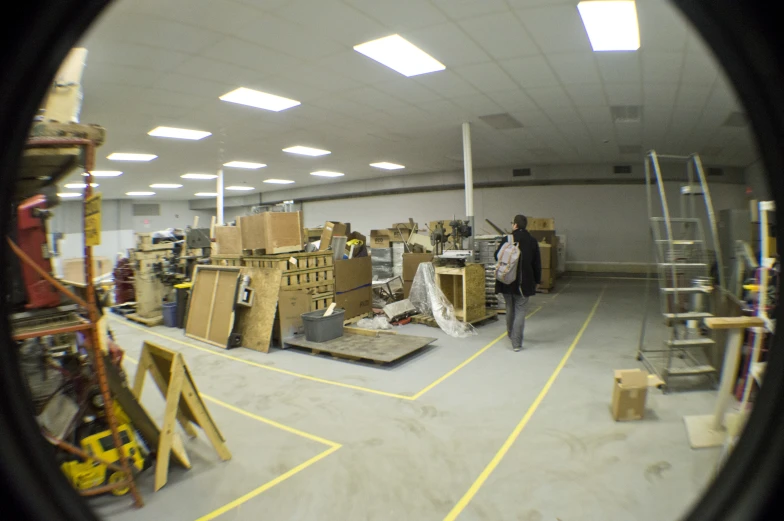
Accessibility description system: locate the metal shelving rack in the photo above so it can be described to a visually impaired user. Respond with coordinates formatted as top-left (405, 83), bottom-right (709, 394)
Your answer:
top-left (9, 137), bottom-right (143, 506)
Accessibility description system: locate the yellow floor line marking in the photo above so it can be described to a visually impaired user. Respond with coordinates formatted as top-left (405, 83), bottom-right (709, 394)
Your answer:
top-left (411, 306), bottom-right (543, 400)
top-left (194, 444), bottom-right (340, 521)
top-left (112, 316), bottom-right (413, 400)
top-left (113, 298), bottom-right (551, 403)
top-left (548, 281), bottom-right (572, 300)
top-left (122, 355), bottom-right (342, 521)
top-left (442, 287), bottom-right (606, 521)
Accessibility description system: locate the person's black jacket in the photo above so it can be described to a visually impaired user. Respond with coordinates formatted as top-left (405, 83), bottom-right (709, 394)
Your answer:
top-left (494, 229), bottom-right (542, 297)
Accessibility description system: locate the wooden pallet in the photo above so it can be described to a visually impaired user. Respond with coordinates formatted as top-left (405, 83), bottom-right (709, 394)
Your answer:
top-left (242, 245), bottom-right (304, 256)
top-left (343, 312), bottom-right (374, 325)
top-left (126, 313), bottom-right (163, 327)
top-left (411, 310), bottom-right (499, 328)
top-left (210, 254), bottom-right (243, 267)
top-left (284, 331), bottom-right (436, 365)
top-left (311, 292), bottom-right (335, 311)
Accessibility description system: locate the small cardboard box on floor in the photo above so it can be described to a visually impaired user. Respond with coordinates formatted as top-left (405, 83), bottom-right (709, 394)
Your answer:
top-left (611, 369), bottom-right (663, 421)
top-left (402, 253), bottom-right (434, 298)
top-left (273, 289), bottom-right (311, 348)
top-left (334, 256), bottom-right (372, 320)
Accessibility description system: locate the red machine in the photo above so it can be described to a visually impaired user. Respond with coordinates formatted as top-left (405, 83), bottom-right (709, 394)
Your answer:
top-left (16, 194), bottom-right (60, 309)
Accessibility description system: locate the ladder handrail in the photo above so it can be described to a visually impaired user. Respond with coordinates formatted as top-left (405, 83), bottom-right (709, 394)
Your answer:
top-left (690, 153), bottom-right (726, 290)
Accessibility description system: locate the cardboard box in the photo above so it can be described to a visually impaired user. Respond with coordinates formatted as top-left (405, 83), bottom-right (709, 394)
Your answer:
top-left (540, 268), bottom-right (554, 289)
top-left (403, 280), bottom-right (413, 299)
top-left (403, 253), bottom-right (434, 281)
top-left (238, 211), bottom-right (303, 253)
top-left (388, 227), bottom-right (411, 242)
top-left (393, 222), bottom-right (416, 230)
top-left (370, 230), bottom-right (392, 248)
top-left (273, 289), bottom-right (310, 347)
top-left (611, 369), bottom-right (649, 421)
top-left (319, 221), bottom-right (348, 251)
top-left (214, 225), bottom-right (241, 254)
top-left (346, 231), bottom-right (368, 258)
top-left (62, 257), bottom-right (112, 284)
top-left (528, 217), bottom-right (555, 231)
top-left (539, 243), bottom-right (552, 269)
top-left (335, 256), bottom-right (373, 319)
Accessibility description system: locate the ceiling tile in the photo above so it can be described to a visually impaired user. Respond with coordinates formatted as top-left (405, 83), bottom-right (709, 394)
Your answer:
top-left (458, 13), bottom-right (538, 60)
top-left (524, 85), bottom-right (571, 109)
top-left (454, 62), bottom-right (519, 93)
top-left (564, 83), bottom-right (607, 106)
top-left (517, 5), bottom-right (591, 53)
top-left (485, 90), bottom-right (539, 113)
top-left (405, 23), bottom-right (490, 68)
top-left (636, 1), bottom-right (689, 52)
top-left (233, 15), bottom-right (345, 60)
top-left (641, 52), bottom-right (683, 83)
top-left (500, 56), bottom-right (560, 89)
top-left (83, 64), bottom-right (163, 88)
top-left (374, 79), bottom-right (442, 104)
top-left (233, 0), bottom-right (292, 12)
top-left (547, 53), bottom-right (601, 85)
top-left (345, 0), bottom-right (448, 30)
top-left (430, 0), bottom-right (509, 20)
top-left (318, 51), bottom-right (402, 84)
top-left (604, 83), bottom-right (642, 105)
top-left (643, 83), bottom-right (679, 107)
top-left (124, 0), bottom-right (265, 35)
top-left (342, 86), bottom-right (410, 111)
top-left (414, 70), bottom-right (479, 98)
top-left (544, 106), bottom-right (581, 124)
top-left (275, 0), bottom-right (387, 47)
top-left (202, 38), bottom-right (302, 74)
top-left (449, 94), bottom-right (503, 116)
top-left (173, 56), bottom-right (268, 86)
top-left (595, 54), bottom-right (642, 84)
top-left (279, 65), bottom-right (361, 93)
top-left (78, 41), bottom-right (190, 73)
top-left (83, 13), bottom-right (223, 54)
top-left (153, 73), bottom-right (233, 98)
top-left (577, 106), bottom-right (613, 124)
top-left (681, 52), bottom-right (719, 86)
top-left (675, 85), bottom-right (711, 110)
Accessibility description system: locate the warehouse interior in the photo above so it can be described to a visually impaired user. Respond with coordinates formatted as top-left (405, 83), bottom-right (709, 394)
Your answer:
top-left (7, 1), bottom-right (776, 521)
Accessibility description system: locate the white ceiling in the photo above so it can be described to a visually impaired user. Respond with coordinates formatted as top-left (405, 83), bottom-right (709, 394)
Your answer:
top-left (69, 0), bottom-right (756, 200)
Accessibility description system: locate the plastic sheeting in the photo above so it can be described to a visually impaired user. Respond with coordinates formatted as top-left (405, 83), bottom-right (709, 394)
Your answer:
top-left (356, 316), bottom-right (393, 330)
top-left (409, 262), bottom-right (476, 338)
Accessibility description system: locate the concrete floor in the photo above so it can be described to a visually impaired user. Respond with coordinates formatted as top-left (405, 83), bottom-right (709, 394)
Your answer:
top-left (92, 278), bottom-right (720, 521)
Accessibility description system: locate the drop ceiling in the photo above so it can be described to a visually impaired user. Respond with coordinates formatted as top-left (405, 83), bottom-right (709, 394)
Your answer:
top-left (68, 0), bottom-right (756, 200)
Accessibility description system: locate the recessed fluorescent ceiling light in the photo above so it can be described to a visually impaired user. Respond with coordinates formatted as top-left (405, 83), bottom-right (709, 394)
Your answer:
top-left (219, 87), bottom-right (300, 112)
top-left (150, 183), bottom-right (183, 188)
top-left (181, 173), bottom-right (218, 180)
top-left (195, 192), bottom-right (218, 197)
top-left (57, 193), bottom-right (82, 198)
top-left (64, 183), bottom-right (98, 188)
top-left (126, 191), bottom-right (155, 196)
top-left (282, 146), bottom-right (331, 157)
top-left (226, 186), bottom-right (255, 191)
top-left (148, 126), bottom-right (211, 140)
top-left (107, 153), bottom-right (157, 161)
top-left (370, 162), bottom-right (405, 170)
top-left (223, 161), bottom-right (266, 169)
top-left (88, 171), bottom-right (123, 177)
top-left (310, 171), bottom-right (344, 178)
top-left (353, 34), bottom-right (445, 77)
top-left (577, 1), bottom-right (640, 51)
top-left (263, 179), bottom-right (296, 184)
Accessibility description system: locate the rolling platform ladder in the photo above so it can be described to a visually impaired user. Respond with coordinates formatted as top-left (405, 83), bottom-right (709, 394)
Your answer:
top-left (637, 151), bottom-right (726, 392)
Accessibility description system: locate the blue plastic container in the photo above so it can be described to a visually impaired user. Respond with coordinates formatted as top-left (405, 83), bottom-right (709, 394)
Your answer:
top-left (162, 302), bottom-right (177, 327)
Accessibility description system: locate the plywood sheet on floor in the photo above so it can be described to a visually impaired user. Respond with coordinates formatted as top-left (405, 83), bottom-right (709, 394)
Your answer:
top-left (284, 332), bottom-right (437, 364)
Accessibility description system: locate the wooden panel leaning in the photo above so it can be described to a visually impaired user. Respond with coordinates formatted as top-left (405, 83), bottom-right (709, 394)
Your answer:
top-left (243, 251), bottom-right (335, 311)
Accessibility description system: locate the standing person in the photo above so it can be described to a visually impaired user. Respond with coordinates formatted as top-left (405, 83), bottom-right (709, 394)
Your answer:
top-left (494, 214), bottom-right (541, 351)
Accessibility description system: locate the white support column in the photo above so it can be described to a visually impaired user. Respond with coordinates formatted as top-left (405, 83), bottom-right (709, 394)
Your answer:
top-left (216, 168), bottom-right (224, 225)
top-left (462, 122), bottom-right (475, 256)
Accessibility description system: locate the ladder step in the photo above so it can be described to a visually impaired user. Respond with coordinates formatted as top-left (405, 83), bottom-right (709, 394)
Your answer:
top-left (655, 240), bottom-right (703, 244)
top-left (666, 338), bottom-right (716, 347)
top-left (659, 263), bottom-right (708, 267)
top-left (660, 287), bottom-right (710, 293)
top-left (663, 312), bottom-right (713, 322)
top-left (667, 365), bottom-right (716, 377)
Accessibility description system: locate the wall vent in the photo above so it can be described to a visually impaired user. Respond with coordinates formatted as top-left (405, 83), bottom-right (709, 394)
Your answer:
top-left (613, 165), bottom-right (633, 174)
top-left (132, 203), bottom-right (160, 216)
top-left (707, 167), bottom-right (724, 176)
top-left (513, 168), bottom-right (532, 177)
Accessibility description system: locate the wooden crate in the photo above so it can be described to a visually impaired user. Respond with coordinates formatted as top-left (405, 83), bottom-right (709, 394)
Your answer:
top-left (243, 252), bottom-right (335, 311)
top-left (210, 254), bottom-right (243, 267)
top-left (435, 263), bottom-right (486, 323)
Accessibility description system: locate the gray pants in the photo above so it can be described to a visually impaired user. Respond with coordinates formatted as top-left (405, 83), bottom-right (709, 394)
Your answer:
top-left (504, 294), bottom-right (529, 349)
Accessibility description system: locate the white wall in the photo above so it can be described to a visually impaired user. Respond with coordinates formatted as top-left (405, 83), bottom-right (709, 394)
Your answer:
top-left (302, 182), bottom-right (748, 268)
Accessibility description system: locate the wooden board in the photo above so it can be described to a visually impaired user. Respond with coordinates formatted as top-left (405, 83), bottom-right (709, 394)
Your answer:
top-left (412, 311), bottom-right (498, 328)
top-left (435, 264), bottom-right (486, 323)
top-left (127, 313), bottom-right (163, 327)
top-left (185, 266), bottom-right (241, 348)
top-left (214, 226), bottom-right (242, 255)
top-left (284, 332), bottom-right (437, 364)
top-left (233, 267), bottom-right (283, 353)
top-left (704, 317), bottom-right (764, 330)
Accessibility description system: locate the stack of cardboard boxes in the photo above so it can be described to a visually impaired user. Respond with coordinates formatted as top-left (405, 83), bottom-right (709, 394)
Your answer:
top-left (528, 217), bottom-right (558, 291)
